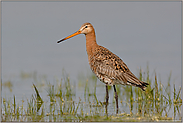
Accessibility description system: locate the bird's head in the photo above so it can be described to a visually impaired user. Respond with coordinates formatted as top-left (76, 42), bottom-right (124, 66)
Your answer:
top-left (57, 22), bottom-right (94, 43)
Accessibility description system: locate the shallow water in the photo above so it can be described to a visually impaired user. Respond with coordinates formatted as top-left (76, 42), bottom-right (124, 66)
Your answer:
top-left (2, 71), bottom-right (182, 121)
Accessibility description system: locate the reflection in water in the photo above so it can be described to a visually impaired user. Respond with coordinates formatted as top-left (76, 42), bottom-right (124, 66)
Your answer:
top-left (2, 81), bottom-right (13, 92)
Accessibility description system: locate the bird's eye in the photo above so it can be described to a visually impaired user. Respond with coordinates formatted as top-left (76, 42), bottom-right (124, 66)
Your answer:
top-left (85, 26), bottom-right (88, 28)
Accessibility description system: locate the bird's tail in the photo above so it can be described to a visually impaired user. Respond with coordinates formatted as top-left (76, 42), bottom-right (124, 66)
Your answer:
top-left (138, 81), bottom-right (149, 91)
top-left (127, 81), bottom-right (149, 91)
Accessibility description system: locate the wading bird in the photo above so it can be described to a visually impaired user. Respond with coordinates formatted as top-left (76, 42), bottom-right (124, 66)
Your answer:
top-left (57, 22), bottom-right (148, 114)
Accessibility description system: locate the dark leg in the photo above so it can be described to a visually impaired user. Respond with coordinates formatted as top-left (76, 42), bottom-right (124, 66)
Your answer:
top-left (113, 85), bottom-right (118, 114)
top-left (105, 84), bottom-right (109, 115)
top-left (106, 84), bottom-right (109, 105)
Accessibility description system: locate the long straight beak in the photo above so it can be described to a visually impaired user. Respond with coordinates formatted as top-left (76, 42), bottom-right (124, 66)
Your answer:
top-left (57, 30), bottom-right (81, 43)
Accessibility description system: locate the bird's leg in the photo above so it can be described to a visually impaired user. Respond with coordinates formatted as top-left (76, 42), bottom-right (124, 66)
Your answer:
top-left (113, 85), bottom-right (118, 114)
top-left (106, 84), bottom-right (109, 105)
top-left (105, 84), bottom-right (109, 115)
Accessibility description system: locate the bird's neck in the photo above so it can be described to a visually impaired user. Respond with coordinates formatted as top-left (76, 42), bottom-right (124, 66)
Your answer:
top-left (85, 31), bottom-right (98, 57)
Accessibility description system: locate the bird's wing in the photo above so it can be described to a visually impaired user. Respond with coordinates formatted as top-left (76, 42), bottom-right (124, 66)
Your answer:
top-left (89, 45), bottom-right (149, 90)
top-left (90, 46), bottom-right (130, 84)
top-left (90, 46), bottom-right (148, 87)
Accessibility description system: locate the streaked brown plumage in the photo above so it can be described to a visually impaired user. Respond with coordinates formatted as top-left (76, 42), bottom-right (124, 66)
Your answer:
top-left (89, 45), bottom-right (148, 90)
top-left (57, 22), bottom-right (148, 114)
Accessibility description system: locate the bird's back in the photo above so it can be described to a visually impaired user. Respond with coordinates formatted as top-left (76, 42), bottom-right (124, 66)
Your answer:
top-left (89, 45), bottom-right (148, 91)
